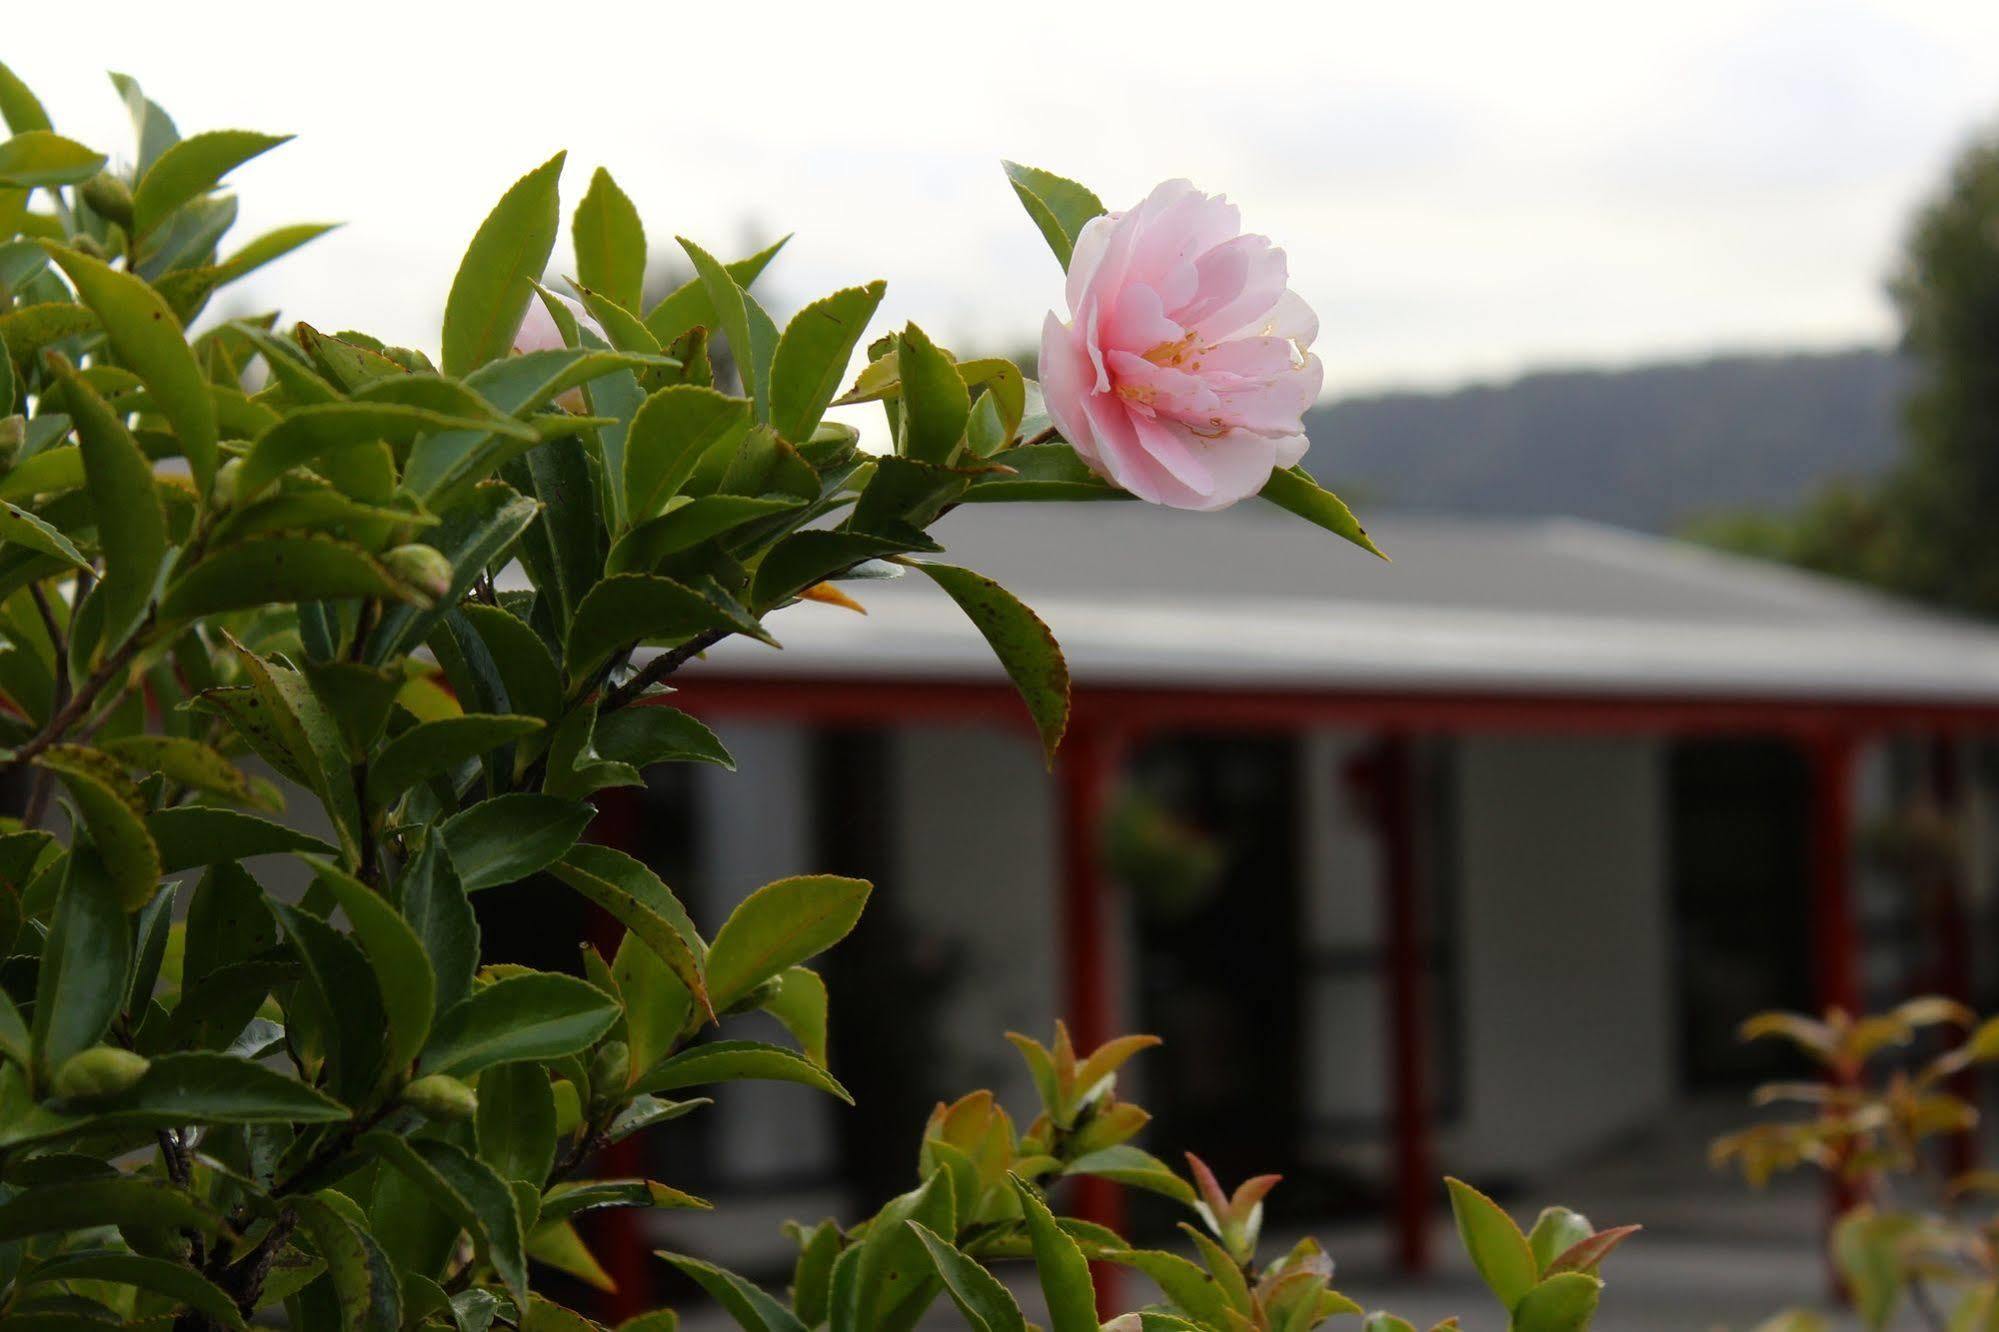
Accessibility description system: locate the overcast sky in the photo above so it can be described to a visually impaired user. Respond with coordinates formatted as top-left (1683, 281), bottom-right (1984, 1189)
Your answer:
top-left (27, 0), bottom-right (1999, 396)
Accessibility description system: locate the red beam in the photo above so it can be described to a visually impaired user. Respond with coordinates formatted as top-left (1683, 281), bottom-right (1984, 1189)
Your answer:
top-left (668, 674), bottom-right (1999, 740)
top-left (1057, 719), bottom-right (1126, 1315)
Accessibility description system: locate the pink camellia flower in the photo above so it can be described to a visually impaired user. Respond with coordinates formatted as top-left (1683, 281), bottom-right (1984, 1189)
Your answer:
top-left (1039, 180), bottom-right (1323, 510)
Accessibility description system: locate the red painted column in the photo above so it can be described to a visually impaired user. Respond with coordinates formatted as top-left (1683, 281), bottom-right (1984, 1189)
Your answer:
top-left (1928, 736), bottom-right (1979, 1177)
top-left (1057, 718), bottom-right (1126, 1314)
top-left (1372, 736), bottom-right (1433, 1273)
top-left (1807, 732), bottom-right (1862, 1231)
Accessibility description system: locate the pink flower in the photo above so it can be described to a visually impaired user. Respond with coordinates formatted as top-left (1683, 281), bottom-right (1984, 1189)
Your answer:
top-left (1039, 180), bottom-right (1322, 510)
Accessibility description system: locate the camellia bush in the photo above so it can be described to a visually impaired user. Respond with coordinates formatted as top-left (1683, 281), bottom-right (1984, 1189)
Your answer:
top-left (0, 66), bottom-right (1633, 1331)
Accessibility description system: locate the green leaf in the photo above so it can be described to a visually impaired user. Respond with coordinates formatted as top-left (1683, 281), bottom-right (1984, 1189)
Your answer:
top-left (109, 72), bottom-right (179, 174)
top-left (574, 167), bottom-right (646, 312)
top-left (606, 495), bottom-right (803, 575)
top-left (362, 1131), bottom-right (529, 1310)
top-left (658, 1253), bottom-right (808, 1332)
top-left (478, 1060), bottom-right (557, 1185)
top-left (612, 933), bottom-right (695, 1092)
top-left (706, 875), bottom-right (869, 1013)
top-left (961, 443), bottom-right (1128, 503)
top-left (23, 1251), bottom-right (247, 1330)
top-left (60, 1050), bottom-right (349, 1128)
top-left (770, 282), bottom-right (885, 444)
top-left (238, 400), bottom-right (533, 499)
top-left (0, 63), bottom-right (52, 134)
top-left (368, 482), bottom-right (539, 661)
top-left (0, 131), bottom-right (106, 187)
top-left (396, 832), bottom-right (480, 1023)
top-left (441, 793), bottom-right (594, 892)
top-left (1834, 1209), bottom-right (1917, 1331)
top-left (1509, 1273), bottom-right (1603, 1332)
top-left (749, 528), bottom-right (925, 612)
top-left (31, 844), bottom-right (130, 1079)
top-left (841, 1170), bottom-right (954, 1332)
top-left (1447, 1177), bottom-right (1539, 1312)
top-left (1008, 1176), bottom-right (1097, 1332)
top-left (644, 235), bottom-right (788, 345)
top-left (0, 499), bottom-right (87, 568)
top-left (1259, 465), bottom-right (1385, 559)
top-left (593, 706), bottom-right (733, 775)
top-left (907, 1223), bottom-right (1027, 1332)
top-left (0, 1176), bottom-right (226, 1243)
top-left (459, 604), bottom-right (563, 727)
top-left (131, 129), bottom-right (291, 238)
top-left (292, 1191), bottom-right (403, 1332)
top-left (908, 561), bottom-right (1069, 764)
top-left (214, 221), bottom-right (338, 287)
top-left (679, 236), bottom-right (770, 421)
top-left (161, 534), bottom-right (433, 621)
top-left (1002, 162), bottom-right (1105, 269)
top-left (761, 966), bottom-right (828, 1067)
top-left (47, 245), bottom-right (218, 495)
top-left (506, 433), bottom-right (603, 632)
top-left (443, 153), bottom-right (566, 376)
top-left (307, 858), bottom-right (436, 1075)
top-left (1063, 1146), bottom-right (1196, 1205)
top-left (1526, 1207), bottom-right (1595, 1276)
top-left (421, 972), bottom-right (620, 1078)
top-left (45, 355), bottom-right (167, 647)
top-left (36, 746), bottom-right (161, 910)
top-left (147, 807), bottom-right (335, 872)
top-left (896, 324), bottom-right (969, 464)
top-left (100, 734), bottom-right (277, 811)
top-left (367, 714), bottom-right (544, 807)
top-left (540, 1178), bottom-right (708, 1224)
top-left (0, 988), bottom-right (27, 1070)
top-left (565, 572), bottom-right (767, 683)
top-left (552, 844), bottom-right (710, 1020)
top-left (623, 385), bottom-right (755, 522)
top-left (273, 900), bottom-right (387, 1104)
top-left (635, 1039), bottom-right (851, 1103)
top-left (1103, 1249), bottom-right (1232, 1326)
top-left (300, 660), bottom-right (404, 760)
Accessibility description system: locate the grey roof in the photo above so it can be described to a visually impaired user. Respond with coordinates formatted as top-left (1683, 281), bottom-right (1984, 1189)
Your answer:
top-left (689, 504), bottom-right (1999, 702)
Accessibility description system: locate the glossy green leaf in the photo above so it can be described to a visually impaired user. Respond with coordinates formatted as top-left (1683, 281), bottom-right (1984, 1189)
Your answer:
top-left (162, 534), bottom-right (432, 621)
top-left (592, 705), bottom-right (734, 771)
top-left (147, 807), bottom-right (335, 873)
top-left (308, 858), bottom-right (436, 1075)
top-left (443, 153), bottom-right (565, 376)
top-left (907, 1223), bottom-right (1027, 1332)
top-left (760, 966), bottom-right (829, 1067)
top-left (0, 988), bottom-right (26, 1070)
top-left (749, 528), bottom-right (922, 611)
top-left (636, 1039), bottom-right (851, 1102)
top-left (1009, 1176), bottom-right (1098, 1332)
top-left (238, 401), bottom-right (531, 499)
top-left (678, 235), bottom-right (769, 420)
top-left (552, 843), bottom-right (710, 1020)
top-left (644, 235), bottom-right (788, 345)
top-left (659, 1252), bottom-right (808, 1332)
top-left (421, 972), bottom-right (620, 1078)
top-left (36, 746), bottom-right (161, 910)
top-left (1002, 162), bottom-right (1105, 269)
top-left (63, 1049), bottom-right (349, 1128)
top-left (1259, 465), bottom-right (1385, 559)
top-left (909, 560), bottom-right (1069, 763)
top-left (1510, 1272), bottom-right (1604, 1332)
top-left (1526, 1207), bottom-right (1595, 1276)
top-left (441, 793), bottom-right (594, 892)
top-left (362, 1131), bottom-right (529, 1309)
top-left (396, 832), bottom-right (480, 1023)
top-left (478, 1060), bottom-right (557, 1186)
top-left (606, 494), bottom-right (802, 575)
top-left (896, 324), bottom-right (969, 464)
top-left (0, 63), bottom-right (51, 134)
top-left (292, 1191), bottom-right (403, 1332)
top-left (624, 385), bottom-right (755, 522)
top-left (565, 572), bottom-right (767, 682)
top-left (1064, 1146), bottom-right (1196, 1205)
top-left (459, 604), bottom-right (562, 726)
top-left (707, 875), bottom-right (869, 1014)
top-left (131, 129), bottom-right (290, 238)
top-left (1447, 1176), bottom-right (1539, 1311)
top-left (45, 356), bottom-right (167, 647)
top-left (540, 1178), bottom-right (709, 1224)
top-left (770, 282), bottom-right (884, 444)
top-left (23, 1251), bottom-right (247, 1330)
top-left (367, 714), bottom-right (544, 807)
top-left (1103, 1249), bottom-right (1232, 1325)
top-left (0, 131), bottom-right (105, 187)
top-left (31, 844), bottom-right (130, 1078)
top-left (100, 734), bottom-right (277, 811)
top-left (574, 167), bottom-right (646, 312)
top-left (0, 1176), bottom-right (226, 1243)
top-left (47, 245), bottom-right (218, 495)
top-left (273, 899), bottom-right (387, 1104)
top-left (0, 500), bottom-right (86, 568)
top-left (367, 482), bottom-right (538, 662)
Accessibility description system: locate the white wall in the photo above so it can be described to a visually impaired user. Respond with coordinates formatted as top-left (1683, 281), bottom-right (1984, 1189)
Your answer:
top-left (1450, 734), bottom-right (1675, 1176)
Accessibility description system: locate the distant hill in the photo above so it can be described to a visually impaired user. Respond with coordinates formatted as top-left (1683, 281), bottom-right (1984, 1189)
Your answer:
top-left (1302, 348), bottom-right (1910, 533)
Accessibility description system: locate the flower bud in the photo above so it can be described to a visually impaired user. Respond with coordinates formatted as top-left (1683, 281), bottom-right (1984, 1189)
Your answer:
top-left (403, 1073), bottom-right (478, 1121)
top-left (211, 456), bottom-right (247, 509)
top-left (80, 173), bottom-right (134, 228)
top-left (382, 544), bottom-right (453, 602)
top-left (53, 1045), bottom-right (149, 1101)
top-left (70, 234), bottom-right (111, 261)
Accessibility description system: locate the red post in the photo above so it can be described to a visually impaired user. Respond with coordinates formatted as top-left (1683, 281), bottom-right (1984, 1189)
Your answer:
top-left (1807, 732), bottom-right (1862, 1230)
top-left (1057, 718), bottom-right (1126, 1314)
top-left (1928, 735), bottom-right (1978, 1177)
top-left (1368, 736), bottom-right (1433, 1272)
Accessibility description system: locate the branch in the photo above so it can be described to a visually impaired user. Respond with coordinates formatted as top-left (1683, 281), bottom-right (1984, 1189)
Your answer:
top-left (1, 625), bottom-right (147, 775)
top-left (600, 627), bottom-right (729, 714)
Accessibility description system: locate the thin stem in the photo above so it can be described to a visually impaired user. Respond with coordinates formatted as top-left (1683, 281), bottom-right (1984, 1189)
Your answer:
top-left (599, 627), bottom-right (729, 714)
top-left (1, 626), bottom-right (147, 775)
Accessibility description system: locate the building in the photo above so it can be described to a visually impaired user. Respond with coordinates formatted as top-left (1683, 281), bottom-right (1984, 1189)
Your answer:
top-left (597, 500), bottom-right (1999, 1298)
